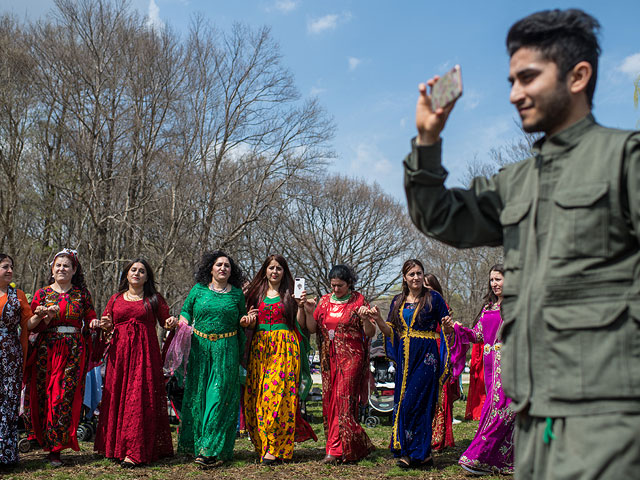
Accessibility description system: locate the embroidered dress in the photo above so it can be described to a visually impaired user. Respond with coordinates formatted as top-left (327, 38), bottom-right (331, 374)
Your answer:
top-left (244, 296), bottom-right (315, 460)
top-left (313, 292), bottom-right (373, 461)
top-left (432, 374), bottom-right (460, 451)
top-left (23, 285), bottom-right (97, 453)
top-left (451, 307), bottom-right (515, 474)
top-left (0, 287), bottom-right (31, 464)
top-left (94, 293), bottom-right (174, 463)
top-left (385, 292), bottom-right (450, 462)
top-left (177, 283), bottom-right (247, 461)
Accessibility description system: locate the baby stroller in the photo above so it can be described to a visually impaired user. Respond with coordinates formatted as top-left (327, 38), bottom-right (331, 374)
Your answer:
top-left (362, 335), bottom-right (395, 428)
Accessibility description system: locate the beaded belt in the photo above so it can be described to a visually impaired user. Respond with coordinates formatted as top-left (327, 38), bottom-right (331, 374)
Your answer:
top-left (193, 328), bottom-right (237, 342)
top-left (483, 343), bottom-right (502, 354)
top-left (50, 326), bottom-right (81, 334)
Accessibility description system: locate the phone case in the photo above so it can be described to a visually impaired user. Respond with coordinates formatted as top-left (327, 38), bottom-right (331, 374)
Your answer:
top-left (431, 65), bottom-right (463, 110)
top-left (294, 278), bottom-right (305, 298)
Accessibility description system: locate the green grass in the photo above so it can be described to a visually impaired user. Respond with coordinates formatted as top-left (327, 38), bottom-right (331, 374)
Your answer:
top-left (1, 385), bottom-right (513, 480)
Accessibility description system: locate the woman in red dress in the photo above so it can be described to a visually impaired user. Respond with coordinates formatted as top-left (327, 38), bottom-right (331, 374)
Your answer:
top-left (94, 259), bottom-right (178, 467)
top-left (465, 344), bottom-right (486, 421)
top-left (24, 249), bottom-right (101, 466)
top-left (304, 265), bottom-right (375, 464)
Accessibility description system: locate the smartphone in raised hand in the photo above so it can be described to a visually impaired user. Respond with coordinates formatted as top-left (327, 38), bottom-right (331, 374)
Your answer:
top-left (431, 65), bottom-right (463, 110)
top-left (294, 278), bottom-right (305, 299)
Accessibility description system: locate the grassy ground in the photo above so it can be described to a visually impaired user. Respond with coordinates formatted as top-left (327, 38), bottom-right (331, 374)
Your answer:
top-left (1, 390), bottom-right (512, 480)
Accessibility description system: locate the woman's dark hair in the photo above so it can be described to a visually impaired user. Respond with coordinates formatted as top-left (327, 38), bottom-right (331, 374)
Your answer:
top-left (389, 259), bottom-right (432, 332)
top-left (118, 258), bottom-right (162, 319)
top-left (195, 250), bottom-right (244, 289)
top-left (48, 253), bottom-right (87, 289)
top-left (473, 264), bottom-right (504, 326)
top-left (245, 254), bottom-right (297, 330)
top-left (424, 273), bottom-right (444, 297)
top-left (328, 264), bottom-right (357, 290)
top-left (506, 9), bottom-right (600, 106)
top-left (0, 254), bottom-right (14, 267)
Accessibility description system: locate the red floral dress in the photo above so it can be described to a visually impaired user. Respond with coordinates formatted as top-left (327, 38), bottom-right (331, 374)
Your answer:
top-left (24, 285), bottom-right (97, 453)
top-left (313, 292), bottom-right (373, 461)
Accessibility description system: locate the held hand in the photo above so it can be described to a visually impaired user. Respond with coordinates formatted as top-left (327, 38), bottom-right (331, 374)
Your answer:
top-left (356, 305), bottom-right (370, 319)
top-left (441, 315), bottom-right (454, 335)
top-left (369, 305), bottom-right (384, 324)
top-left (47, 304), bottom-right (60, 319)
top-left (99, 314), bottom-right (113, 331)
top-left (415, 79), bottom-right (458, 145)
top-left (34, 306), bottom-right (48, 319)
top-left (303, 296), bottom-right (317, 314)
top-left (164, 316), bottom-right (178, 330)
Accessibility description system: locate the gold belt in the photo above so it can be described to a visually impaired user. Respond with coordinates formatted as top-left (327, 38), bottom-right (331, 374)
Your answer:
top-left (193, 328), bottom-right (237, 342)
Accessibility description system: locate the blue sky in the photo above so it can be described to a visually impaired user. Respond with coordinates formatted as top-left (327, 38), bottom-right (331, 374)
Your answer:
top-left (4, 0), bottom-right (640, 200)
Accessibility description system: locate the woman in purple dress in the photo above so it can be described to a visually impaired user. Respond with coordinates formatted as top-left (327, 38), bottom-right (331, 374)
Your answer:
top-left (443, 264), bottom-right (515, 475)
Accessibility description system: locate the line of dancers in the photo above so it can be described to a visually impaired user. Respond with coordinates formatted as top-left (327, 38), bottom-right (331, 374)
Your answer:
top-left (0, 249), bottom-right (514, 475)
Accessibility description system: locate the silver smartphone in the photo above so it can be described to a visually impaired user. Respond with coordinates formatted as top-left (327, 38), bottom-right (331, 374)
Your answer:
top-left (431, 65), bottom-right (463, 110)
top-left (294, 278), bottom-right (305, 298)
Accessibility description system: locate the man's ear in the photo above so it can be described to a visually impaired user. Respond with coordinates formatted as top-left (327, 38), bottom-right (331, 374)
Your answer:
top-left (568, 60), bottom-right (592, 95)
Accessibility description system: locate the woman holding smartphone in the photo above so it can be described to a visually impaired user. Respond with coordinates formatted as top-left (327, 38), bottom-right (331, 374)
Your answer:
top-left (242, 255), bottom-right (315, 465)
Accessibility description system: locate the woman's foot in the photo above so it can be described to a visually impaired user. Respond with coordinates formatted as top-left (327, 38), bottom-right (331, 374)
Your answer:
top-left (322, 454), bottom-right (339, 465)
top-left (261, 452), bottom-right (281, 466)
top-left (48, 451), bottom-right (63, 467)
top-left (460, 464), bottom-right (490, 475)
top-left (397, 456), bottom-right (411, 468)
top-left (195, 455), bottom-right (223, 468)
top-left (414, 456), bottom-right (434, 469)
top-left (121, 456), bottom-right (138, 468)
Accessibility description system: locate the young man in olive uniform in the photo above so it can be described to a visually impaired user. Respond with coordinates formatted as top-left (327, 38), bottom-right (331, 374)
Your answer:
top-left (403, 9), bottom-right (640, 479)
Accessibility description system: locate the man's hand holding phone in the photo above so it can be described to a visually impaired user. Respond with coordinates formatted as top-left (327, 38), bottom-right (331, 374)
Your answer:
top-left (416, 65), bottom-right (462, 146)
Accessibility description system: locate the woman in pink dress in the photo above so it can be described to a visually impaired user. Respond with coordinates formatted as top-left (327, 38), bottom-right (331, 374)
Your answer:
top-left (94, 259), bottom-right (178, 467)
top-left (444, 264), bottom-right (515, 475)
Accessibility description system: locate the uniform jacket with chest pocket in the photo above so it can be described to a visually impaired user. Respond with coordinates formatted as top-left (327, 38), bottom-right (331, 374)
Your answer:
top-left (403, 114), bottom-right (640, 417)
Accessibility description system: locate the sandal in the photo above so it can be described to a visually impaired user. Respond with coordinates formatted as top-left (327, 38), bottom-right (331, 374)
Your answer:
top-left (397, 457), bottom-right (411, 468)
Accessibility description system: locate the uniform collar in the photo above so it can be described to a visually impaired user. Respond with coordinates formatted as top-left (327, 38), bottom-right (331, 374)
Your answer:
top-left (532, 113), bottom-right (597, 156)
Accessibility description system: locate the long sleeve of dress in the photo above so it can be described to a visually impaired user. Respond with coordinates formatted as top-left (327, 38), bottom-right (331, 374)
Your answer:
top-left (180, 286), bottom-right (197, 325)
top-left (450, 315), bottom-right (485, 379)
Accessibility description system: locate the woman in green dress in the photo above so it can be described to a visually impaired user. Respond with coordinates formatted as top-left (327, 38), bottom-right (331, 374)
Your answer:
top-left (177, 251), bottom-right (254, 467)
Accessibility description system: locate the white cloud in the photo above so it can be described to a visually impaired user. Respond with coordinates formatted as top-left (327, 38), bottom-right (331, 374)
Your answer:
top-left (146, 0), bottom-right (163, 31)
top-left (618, 52), bottom-right (640, 78)
top-left (352, 143), bottom-right (393, 176)
top-left (273, 0), bottom-right (297, 13)
top-left (307, 12), bottom-right (351, 35)
top-left (348, 57), bottom-right (361, 72)
top-left (308, 14), bottom-right (339, 34)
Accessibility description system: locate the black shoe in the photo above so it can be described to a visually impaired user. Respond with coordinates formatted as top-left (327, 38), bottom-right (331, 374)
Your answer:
top-left (195, 456), bottom-right (223, 467)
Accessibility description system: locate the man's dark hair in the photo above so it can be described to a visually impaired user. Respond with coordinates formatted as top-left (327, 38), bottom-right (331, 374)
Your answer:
top-left (506, 9), bottom-right (601, 106)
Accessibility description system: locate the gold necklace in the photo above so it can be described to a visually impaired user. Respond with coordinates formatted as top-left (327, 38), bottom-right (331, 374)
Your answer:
top-left (125, 291), bottom-right (144, 301)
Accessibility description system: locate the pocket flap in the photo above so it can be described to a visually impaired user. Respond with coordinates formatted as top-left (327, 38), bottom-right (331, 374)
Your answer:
top-left (544, 301), bottom-right (627, 330)
top-left (500, 201), bottom-right (531, 226)
top-left (553, 183), bottom-right (608, 208)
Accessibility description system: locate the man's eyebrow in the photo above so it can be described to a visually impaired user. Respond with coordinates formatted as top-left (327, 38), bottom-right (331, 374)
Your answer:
top-left (508, 67), bottom-right (540, 83)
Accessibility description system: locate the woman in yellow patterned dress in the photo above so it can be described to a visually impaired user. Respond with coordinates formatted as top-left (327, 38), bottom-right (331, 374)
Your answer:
top-left (243, 255), bottom-right (315, 464)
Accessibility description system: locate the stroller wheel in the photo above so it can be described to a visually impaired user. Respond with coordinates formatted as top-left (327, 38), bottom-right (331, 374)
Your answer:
top-left (364, 416), bottom-right (379, 428)
top-left (77, 424), bottom-right (90, 442)
top-left (18, 438), bottom-right (32, 453)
